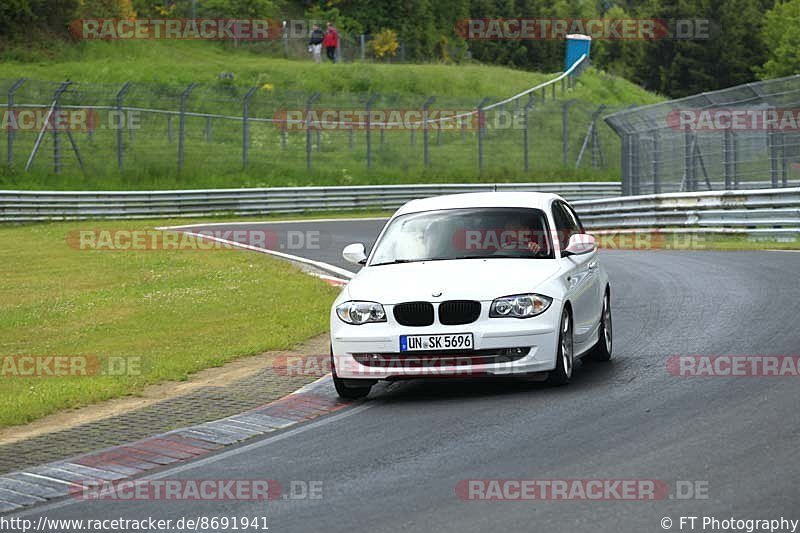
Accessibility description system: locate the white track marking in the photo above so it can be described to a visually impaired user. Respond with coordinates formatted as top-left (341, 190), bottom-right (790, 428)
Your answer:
top-left (155, 228), bottom-right (357, 280)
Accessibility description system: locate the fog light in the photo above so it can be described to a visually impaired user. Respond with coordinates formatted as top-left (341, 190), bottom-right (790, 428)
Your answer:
top-left (501, 347), bottom-right (530, 356)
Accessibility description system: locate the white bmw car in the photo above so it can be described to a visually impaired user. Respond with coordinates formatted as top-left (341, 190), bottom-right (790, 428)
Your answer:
top-left (329, 192), bottom-right (612, 399)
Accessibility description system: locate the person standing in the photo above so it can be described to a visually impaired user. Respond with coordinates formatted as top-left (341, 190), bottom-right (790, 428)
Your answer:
top-left (309, 23), bottom-right (324, 63)
top-left (322, 22), bottom-right (339, 63)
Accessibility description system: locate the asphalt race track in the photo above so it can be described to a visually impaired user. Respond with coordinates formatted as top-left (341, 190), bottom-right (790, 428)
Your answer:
top-left (16, 219), bottom-right (800, 532)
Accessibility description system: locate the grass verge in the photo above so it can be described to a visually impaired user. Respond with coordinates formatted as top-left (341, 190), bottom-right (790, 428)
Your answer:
top-left (0, 218), bottom-right (340, 428)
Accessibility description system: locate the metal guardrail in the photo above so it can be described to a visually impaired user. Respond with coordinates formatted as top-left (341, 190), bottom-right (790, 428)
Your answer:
top-left (0, 182), bottom-right (620, 222)
top-left (2, 183), bottom-right (798, 238)
top-left (574, 187), bottom-right (800, 236)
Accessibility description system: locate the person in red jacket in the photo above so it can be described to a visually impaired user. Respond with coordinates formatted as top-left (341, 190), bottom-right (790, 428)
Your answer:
top-left (322, 22), bottom-right (339, 63)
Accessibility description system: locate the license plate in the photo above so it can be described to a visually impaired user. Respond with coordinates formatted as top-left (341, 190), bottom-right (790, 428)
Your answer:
top-left (399, 333), bottom-right (473, 352)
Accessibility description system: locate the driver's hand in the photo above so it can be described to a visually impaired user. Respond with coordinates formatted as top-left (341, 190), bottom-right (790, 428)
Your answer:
top-left (527, 241), bottom-right (541, 253)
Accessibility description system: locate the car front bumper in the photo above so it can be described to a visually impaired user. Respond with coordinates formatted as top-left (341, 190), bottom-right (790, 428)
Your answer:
top-left (330, 303), bottom-right (561, 380)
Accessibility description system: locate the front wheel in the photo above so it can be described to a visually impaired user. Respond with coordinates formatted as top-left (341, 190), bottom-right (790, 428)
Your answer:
top-left (590, 290), bottom-right (613, 362)
top-left (546, 308), bottom-right (574, 386)
top-left (331, 347), bottom-right (372, 400)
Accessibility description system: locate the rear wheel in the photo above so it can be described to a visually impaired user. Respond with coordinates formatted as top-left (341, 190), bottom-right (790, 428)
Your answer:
top-left (331, 347), bottom-right (372, 400)
top-left (590, 290), bottom-right (613, 362)
top-left (547, 309), bottom-right (574, 386)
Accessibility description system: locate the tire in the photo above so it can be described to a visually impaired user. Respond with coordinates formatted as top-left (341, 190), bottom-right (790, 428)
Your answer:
top-left (547, 308), bottom-right (574, 386)
top-left (590, 289), bottom-right (613, 362)
top-left (330, 347), bottom-right (372, 400)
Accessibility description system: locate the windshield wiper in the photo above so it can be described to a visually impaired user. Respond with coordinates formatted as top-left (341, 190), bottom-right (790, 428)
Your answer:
top-left (370, 259), bottom-right (418, 266)
top-left (452, 254), bottom-right (541, 260)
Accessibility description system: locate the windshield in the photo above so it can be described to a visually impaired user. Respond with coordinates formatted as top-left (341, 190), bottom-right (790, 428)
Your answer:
top-left (369, 207), bottom-right (554, 266)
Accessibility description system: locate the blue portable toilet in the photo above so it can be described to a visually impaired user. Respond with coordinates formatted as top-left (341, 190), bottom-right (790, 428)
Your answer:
top-left (565, 34), bottom-right (591, 71)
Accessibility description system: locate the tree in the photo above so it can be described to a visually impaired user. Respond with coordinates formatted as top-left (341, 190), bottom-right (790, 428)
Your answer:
top-left (200, 0), bottom-right (284, 18)
top-left (758, 0), bottom-right (800, 78)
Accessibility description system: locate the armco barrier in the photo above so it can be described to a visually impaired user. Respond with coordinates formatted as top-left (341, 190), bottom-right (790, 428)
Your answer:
top-left (1, 184), bottom-right (798, 238)
top-left (574, 187), bottom-right (800, 236)
top-left (0, 182), bottom-right (619, 222)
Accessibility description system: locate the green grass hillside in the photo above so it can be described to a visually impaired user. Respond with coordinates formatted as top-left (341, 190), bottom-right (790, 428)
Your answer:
top-left (1, 41), bottom-right (662, 101)
top-left (0, 41), bottom-right (663, 190)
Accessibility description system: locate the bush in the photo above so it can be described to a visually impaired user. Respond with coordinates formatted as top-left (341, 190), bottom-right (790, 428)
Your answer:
top-left (370, 28), bottom-right (399, 60)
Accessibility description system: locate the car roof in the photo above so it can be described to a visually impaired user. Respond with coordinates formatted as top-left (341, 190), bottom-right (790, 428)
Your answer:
top-left (394, 192), bottom-right (562, 217)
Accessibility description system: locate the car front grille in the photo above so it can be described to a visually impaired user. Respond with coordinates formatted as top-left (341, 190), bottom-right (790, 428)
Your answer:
top-left (353, 347), bottom-right (530, 368)
top-left (393, 301), bottom-right (435, 327)
top-left (438, 300), bottom-right (481, 325)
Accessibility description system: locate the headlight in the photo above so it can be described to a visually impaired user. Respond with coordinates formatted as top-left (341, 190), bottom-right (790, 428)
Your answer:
top-left (336, 301), bottom-right (387, 325)
top-left (489, 294), bottom-right (552, 318)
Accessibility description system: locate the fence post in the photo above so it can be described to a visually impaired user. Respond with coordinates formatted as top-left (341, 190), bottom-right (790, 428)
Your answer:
top-left (115, 82), bottom-right (132, 170)
top-left (780, 132), bottom-right (787, 186)
top-left (723, 127), bottom-right (733, 190)
top-left (306, 92), bottom-right (320, 170)
top-left (477, 97), bottom-right (490, 174)
top-left (52, 82), bottom-right (72, 174)
top-left (360, 34), bottom-right (366, 60)
top-left (768, 128), bottom-right (779, 188)
top-left (423, 96), bottom-right (435, 167)
top-left (178, 83), bottom-right (197, 174)
top-left (561, 99), bottom-right (577, 167)
top-left (6, 78), bottom-right (26, 167)
top-left (87, 106), bottom-right (95, 143)
top-left (652, 131), bottom-right (661, 194)
top-left (26, 81), bottom-right (72, 173)
top-left (242, 86), bottom-right (258, 169)
top-left (365, 94), bottom-right (379, 169)
top-left (53, 96), bottom-right (62, 174)
top-left (523, 94), bottom-right (534, 172)
top-left (683, 127), bottom-right (694, 192)
top-left (733, 131), bottom-right (740, 189)
top-left (631, 133), bottom-right (641, 195)
top-left (621, 134), bottom-right (631, 196)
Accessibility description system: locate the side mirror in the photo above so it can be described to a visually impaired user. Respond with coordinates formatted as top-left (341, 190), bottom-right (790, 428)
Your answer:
top-left (564, 234), bottom-right (596, 256)
top-left (342, 243), bottom-right (368, 265)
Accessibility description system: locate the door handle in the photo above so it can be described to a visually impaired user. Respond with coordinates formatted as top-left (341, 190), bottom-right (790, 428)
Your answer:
top-left (588, 261), bottom-right (598, 271)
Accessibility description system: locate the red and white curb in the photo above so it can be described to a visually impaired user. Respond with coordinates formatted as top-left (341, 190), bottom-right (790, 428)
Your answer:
top-left (0, 375), bottom-right (350, 514)
top-left (0, 219), bottom-right (366, 513)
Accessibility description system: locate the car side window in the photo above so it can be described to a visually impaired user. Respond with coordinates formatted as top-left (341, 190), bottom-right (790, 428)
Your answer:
top-left (562, 202), bottom-right (585, 234)
top-left (551, 202), bottom-right (571, 250)
top-left (553, 201), bottom-right (581, 250)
